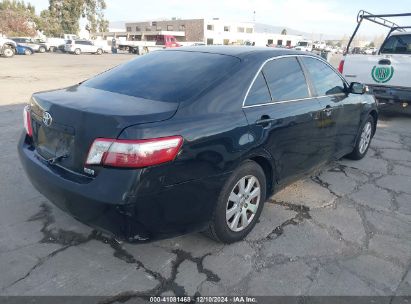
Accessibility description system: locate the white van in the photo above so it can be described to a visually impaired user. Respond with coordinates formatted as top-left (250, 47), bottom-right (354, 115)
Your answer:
top-left (294, 40), bottom-right (313, 52)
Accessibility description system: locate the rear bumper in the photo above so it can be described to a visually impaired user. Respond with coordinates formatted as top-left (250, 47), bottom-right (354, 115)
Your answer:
top-left (368, 85), bottom-right (411, 103)
top-left (18, 133), bottom-right (227, 242)
top-left (367, 85), bottom-right (411, 114)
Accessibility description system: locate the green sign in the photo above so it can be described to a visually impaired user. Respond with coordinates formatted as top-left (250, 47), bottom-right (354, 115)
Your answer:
top-left (371, 65), bottom-right (394, 83)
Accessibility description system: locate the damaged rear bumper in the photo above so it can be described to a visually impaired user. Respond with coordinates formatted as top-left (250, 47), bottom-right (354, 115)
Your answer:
top-left (18, 133), bottom-right (226, 242)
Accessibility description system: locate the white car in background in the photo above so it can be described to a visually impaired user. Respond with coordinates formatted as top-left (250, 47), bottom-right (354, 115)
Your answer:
top-left (294, 40), bottom-right (313, 52)
top-left (65, 39), bottom-right (103, 55)
top-left (364, 47), bottom-right (378, 55)
top-left (313, 41), bottom-right (326, 50)
top-left (0, 38), bottom-right (16, 58)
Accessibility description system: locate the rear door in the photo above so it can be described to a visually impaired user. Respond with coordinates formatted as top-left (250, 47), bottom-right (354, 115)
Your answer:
top-left (243, 56), bottom-right (325, 183)
top-left (76, 41), bottom-right (87, 52)
top-left (86, 41), bottom-right (96, 52)
top-left (301, 56), bottom-right (362, 157)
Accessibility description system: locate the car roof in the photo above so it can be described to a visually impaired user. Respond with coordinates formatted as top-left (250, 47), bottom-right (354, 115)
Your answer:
top-left (163, 46), bottom-right (313, 60)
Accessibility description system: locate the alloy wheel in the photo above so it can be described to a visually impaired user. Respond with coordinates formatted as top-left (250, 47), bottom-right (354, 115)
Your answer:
top-left (3, 48), bottom-right (14, 57)
top-left (226, 175), bottom-right (261, 232)
top-left (359, 121), bottom-right (372, 154)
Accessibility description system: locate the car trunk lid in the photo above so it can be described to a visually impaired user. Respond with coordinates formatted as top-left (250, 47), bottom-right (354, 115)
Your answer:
top-left (29, 85), bottom-right (179, 175)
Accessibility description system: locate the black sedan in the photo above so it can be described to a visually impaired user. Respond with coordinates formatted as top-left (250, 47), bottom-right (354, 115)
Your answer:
top-left (19, 47), bottom-right (378, 243)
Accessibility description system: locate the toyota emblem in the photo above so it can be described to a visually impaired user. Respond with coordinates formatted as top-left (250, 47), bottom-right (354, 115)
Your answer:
top-left (42, 112), bottom-right (52, 127)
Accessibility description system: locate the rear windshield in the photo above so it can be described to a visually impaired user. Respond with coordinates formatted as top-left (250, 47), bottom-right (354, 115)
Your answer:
top-left (83, 50), bottom-right (240, 102)
top-left (381, 34), bottom-right (411, 54)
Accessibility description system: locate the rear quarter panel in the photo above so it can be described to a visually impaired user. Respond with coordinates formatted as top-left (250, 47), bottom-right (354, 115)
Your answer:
top-left (118, 58), bottom-right (260, 188)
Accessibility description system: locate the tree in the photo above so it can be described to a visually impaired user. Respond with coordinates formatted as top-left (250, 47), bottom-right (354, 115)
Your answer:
top-left (367, 41), bottom-right (375, 48)
top-left (37, 9), bottom-right (62, 36)
top-left (281, 28), bottom-right (287, 35)
top-left (0, 0), bottom-right (37, 36)
top-left (40, 0), bottom-right (108, 35)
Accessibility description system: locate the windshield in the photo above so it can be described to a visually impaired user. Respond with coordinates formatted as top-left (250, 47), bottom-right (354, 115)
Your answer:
top-left (381, 34), bottom-right (411, 54)
top-left (83, 50), bottom-right (240, 102)
top-left (297, 42), bottom-right (308, 46)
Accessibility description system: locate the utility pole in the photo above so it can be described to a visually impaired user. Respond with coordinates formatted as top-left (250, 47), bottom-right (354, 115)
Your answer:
top-left (253, 11), bottom-right (256, 22)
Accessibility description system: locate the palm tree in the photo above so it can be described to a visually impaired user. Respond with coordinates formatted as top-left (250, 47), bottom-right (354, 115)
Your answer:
top-left (281, 28), bottom-right (287, 35)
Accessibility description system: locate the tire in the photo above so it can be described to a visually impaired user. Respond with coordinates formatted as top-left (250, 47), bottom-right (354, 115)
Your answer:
top-left (24, 49), bottom-right (32, 55)
top-left (49, 46), bottom-right (56, 52)
top-left (74, 48), bottom-right (81, 55)
top-left (205, 160), bottom-right (267, 243)
top-left (2, 47), bottom-right (14, 58)
top-left (96, 48), bottom-right (103, 55)
top-left (38, 46), bottom-right (46, 53)
top-left (346, 115), bottom-right (375, 160)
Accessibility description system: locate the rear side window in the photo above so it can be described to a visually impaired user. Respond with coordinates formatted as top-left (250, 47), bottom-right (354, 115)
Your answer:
top-left (245, 72), bottom-right (271, 106)
top-left (83, 51), bottom-right (240, 102)
top-left (262, 57), bottom-right (309, 101)
top-left (301, 57), bottom-right (345, 96)
top-left (381, 34), bottom-right (411, 54)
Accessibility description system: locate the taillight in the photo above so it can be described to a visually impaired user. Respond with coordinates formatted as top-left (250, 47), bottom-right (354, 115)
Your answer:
top-left (338, 59), bottom-right (345, 73)
top-left (85, 136), bottom-right (183, 168)
top-left (23, 105), bottom-right (33, 137)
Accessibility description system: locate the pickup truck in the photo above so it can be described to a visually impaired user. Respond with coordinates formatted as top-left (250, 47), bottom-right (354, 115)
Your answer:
top-left (118, 35), bottom-right (181, 54)
top-left (340, 11), bottom-right (411, 113)
top-left (0, 38), bottom-right (16, 58)
top-left (33, 38), bottom-right (66, 52)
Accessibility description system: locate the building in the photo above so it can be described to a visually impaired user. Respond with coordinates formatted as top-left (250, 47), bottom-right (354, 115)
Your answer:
top-left (98, 18), bottom-right (304, 47)
top-left (125, 19), bottom-right (203, 42)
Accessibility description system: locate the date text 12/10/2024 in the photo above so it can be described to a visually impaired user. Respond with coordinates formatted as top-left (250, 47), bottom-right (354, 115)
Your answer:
top-left (149, 296), bottom-right (257, 303)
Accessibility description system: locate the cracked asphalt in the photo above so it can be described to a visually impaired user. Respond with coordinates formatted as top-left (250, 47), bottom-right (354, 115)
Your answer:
top-left (0, 53), bottom-right (410, 299)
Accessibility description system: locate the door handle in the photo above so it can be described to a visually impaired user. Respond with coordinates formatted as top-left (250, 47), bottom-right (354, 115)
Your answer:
top-left (256, 115), bottom-right (273, 128)
top-left (378, 59), bottom-right (391, 65)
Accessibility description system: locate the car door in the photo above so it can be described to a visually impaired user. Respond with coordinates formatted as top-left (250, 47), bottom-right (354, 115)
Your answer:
top-left (76, 41), bottom-right (85, 52)
top-left (86, 41), bottom-right (96, 52)
top-left (15, 38), bottom-right (25, 47)
top-left (243, 56), bottom-right (325, 184)
top-left (300, 56), bottom-right (362, 158)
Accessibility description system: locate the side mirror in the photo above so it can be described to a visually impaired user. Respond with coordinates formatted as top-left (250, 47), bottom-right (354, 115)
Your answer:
top-left (350, 82), bottom-right (367, 94)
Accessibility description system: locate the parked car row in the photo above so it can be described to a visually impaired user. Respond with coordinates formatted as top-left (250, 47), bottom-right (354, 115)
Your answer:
top-left (9, 37), bottom-right (47, 53)
top-left (0, 36), bottom-right (112, 58)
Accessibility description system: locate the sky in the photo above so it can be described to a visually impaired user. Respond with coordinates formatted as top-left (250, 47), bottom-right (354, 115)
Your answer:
top-left (27, 0), bottom-right (411, 38)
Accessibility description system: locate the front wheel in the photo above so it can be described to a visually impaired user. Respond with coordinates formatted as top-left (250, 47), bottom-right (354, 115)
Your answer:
top-left (205, 160), bottom-right (266, 243)
top-left (96, 48), bottom-right (103, 55)
top-left (2, 47), bottom-right (15, 58)
top-left (74, 48), bottom-right (81, 55)
top-left (346, 115), bottom-right (375, 160)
